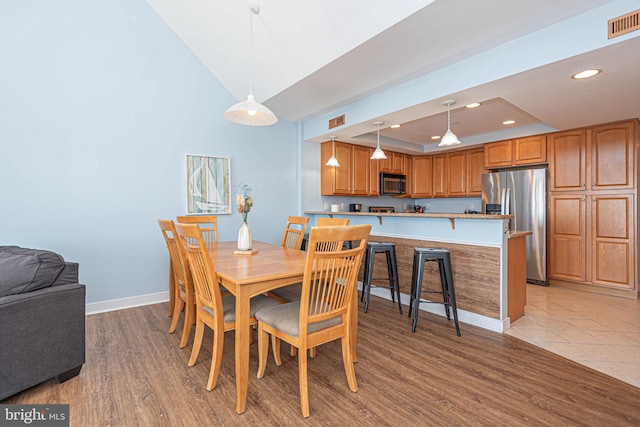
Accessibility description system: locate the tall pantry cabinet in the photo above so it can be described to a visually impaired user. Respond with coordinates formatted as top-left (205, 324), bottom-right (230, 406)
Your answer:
top-left (548, 119), bottom-right (639, 294)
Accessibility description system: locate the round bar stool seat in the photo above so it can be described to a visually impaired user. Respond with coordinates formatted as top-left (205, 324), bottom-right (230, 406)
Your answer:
top-left (409, 247), bottom-right (460, 336)
top-left (361, 242), bottom-right (402, 314)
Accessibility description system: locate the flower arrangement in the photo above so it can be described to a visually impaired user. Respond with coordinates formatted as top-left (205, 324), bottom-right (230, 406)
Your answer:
top-left (235, 183), bottom-right (253, 223)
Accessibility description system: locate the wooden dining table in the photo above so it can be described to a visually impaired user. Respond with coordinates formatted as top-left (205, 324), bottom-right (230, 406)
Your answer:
top-left (208, 240), bottom-right (359, 414)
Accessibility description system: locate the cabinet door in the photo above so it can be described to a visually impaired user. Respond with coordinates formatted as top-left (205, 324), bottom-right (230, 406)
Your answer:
top-left (590, 121), bottom-right (635, 191)
top-left (548, 194), bottom-right (587, 282)
top-left (378, 152), bottom-right (393, 173)
top-left (351, 145), bottom-right (370, 195)
top-left (484, 139), bottom-right (513, 168)
top-left (515, 135), bottom-right (547, 165)
top-left (466, 147), bottom-right (485, 196)
top-left (393, 153), bottom-right (406, 174)
top-left (320, 142), bottom-right (335, 195)
top-left (412, 155), bottom-right (433, 197)
top-left (333, 142), bottom-right (352, 195)
top-left (591, 193), bottom-right (635, 290)
top-left (433, 154), bottom-right (447, 197)
top-left (447, 151), bottom-right (466, 197)
top-left (548, 130), bottom-right (587, 192)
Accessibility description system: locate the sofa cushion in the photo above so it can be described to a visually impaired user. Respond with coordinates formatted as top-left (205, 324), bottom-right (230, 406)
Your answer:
top-left (0, 246), bottom-right (65, 297)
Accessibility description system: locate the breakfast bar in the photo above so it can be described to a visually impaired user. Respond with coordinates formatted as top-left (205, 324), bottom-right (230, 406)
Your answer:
top-left (305, 210), bottom-right (528, 332)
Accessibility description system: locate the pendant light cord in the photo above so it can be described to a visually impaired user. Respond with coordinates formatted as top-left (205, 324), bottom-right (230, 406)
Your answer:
top-left (248, 6), bottom-right (254, 96)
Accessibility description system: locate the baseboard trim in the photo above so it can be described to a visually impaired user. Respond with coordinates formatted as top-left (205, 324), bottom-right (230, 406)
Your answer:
top-left (86, 291), bottom-right (169, 315)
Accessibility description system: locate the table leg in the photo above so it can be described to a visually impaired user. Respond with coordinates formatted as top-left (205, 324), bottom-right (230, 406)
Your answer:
top-left (235, 289), bottom-right (250, 414)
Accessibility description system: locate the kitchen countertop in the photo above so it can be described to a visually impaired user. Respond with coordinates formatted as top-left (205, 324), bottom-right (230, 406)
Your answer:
top-left (305, 210), bottom-right (513, 228)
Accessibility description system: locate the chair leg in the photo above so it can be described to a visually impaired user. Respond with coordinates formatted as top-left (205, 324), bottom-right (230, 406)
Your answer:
top-left (271, 334), bottom-right (282, 366)
top-left (179, 302), bottom-right (194, 348)
top-left (309, 347), bottom-right (317, 358)
top-left (206, 328), bottom-right (224, 391)
top-left (168, 298), bottom-right (184, 334)
top-left (341, 335), bottom-right (358, 392)
top-left (290, 346), bottom-right (297, 357)
top-left (363, 250), bottom-right (376, 313)
top-left (389, 247), bottom-right (402, 314)
top-left (257, 323), bottom-right (270, 378)
top-left (298, 346), bottom-right (310, 418)
top-left (188, 318), bottom-right (205, 366)
top-left (360, 248), bottom-right (370, 303)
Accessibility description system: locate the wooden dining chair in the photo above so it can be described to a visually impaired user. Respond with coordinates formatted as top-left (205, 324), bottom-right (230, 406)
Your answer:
top-left (281, 216), bottom-right (310, 250)
top-left (158, 219), bottom-right (196, 349)
top-left (256, 224), bottom-right (372, 417)
top-left (175, 223), bottom-right (281, 391)
top-left (316, 217), bottom-right (349, 226)
top-left (176, 215), bottom-right (218, 244)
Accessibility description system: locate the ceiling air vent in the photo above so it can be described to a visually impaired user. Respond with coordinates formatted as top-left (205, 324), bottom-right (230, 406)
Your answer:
top-left (608, 9), bottom-right (640, 39)
top-left (328, 115), bottom-right (345, 129)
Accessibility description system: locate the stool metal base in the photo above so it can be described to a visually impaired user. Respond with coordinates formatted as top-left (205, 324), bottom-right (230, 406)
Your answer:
top-left (362, 242), bottom-right (402, 314)
top-left (409, 247), bottom-right (460, 336)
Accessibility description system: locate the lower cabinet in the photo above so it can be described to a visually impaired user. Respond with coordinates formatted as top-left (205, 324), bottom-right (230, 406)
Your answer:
top-left (549, 192), bottom-right (636, 291)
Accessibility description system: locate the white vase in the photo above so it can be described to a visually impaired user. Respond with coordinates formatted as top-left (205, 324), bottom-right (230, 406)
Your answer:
top-left (237, 222), bottom-right (252, 251)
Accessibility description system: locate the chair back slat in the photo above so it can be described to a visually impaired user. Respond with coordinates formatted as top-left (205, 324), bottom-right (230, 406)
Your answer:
top-left (158, 219), bottom-right (191, 291)
top-left (300, 225), bottom-right (371, 332)
top-left (177, 215), bottom-right (218, 245)
top-left (281, 216), bottom-right (310, 250)
top-left (175, 223), bottom-right (224, 321)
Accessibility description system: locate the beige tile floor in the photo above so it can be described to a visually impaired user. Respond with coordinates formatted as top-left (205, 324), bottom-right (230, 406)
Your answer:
top-left (506, 283), bottom-right (640, 388)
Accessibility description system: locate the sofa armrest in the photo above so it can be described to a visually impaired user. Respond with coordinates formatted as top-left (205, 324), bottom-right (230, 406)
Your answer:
top-left (0, 283), bottom-right (86, 401)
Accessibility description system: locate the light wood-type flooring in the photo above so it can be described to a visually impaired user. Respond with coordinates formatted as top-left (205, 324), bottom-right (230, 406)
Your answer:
top-left (4, 296), bottom-right (640, 426)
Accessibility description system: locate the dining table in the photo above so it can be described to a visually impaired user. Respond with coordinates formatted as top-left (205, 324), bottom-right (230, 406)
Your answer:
top-left (208, 240), bottom-right (360, 414)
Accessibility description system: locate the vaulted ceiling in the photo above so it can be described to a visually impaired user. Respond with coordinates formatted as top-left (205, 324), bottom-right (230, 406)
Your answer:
top-left (147, 0), bottom-right (640, 152)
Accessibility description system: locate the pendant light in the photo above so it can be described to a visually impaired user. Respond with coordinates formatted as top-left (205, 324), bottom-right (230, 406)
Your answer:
top-left (326, 136), bottom-right (340, 167)
top-left (438, 100), bottom-right (461, 146)
top-left (224, 2), bottom-right (278, 126)
top-left (370, 121), bottom-right (387, 160)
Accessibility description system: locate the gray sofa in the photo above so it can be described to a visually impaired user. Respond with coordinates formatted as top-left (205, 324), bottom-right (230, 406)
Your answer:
top-left (0, 246), bottom-right (86, 401)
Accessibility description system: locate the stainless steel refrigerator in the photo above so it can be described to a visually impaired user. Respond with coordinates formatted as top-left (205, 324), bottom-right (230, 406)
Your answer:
top-left (481, 168), bottom-right (547, 285)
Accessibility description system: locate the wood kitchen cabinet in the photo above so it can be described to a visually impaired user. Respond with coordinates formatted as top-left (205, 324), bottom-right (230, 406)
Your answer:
top-left (432, 154), bottom-right (447, 197)
top-left (466, 147), bottom-right (485, 196)
top-left (369, 148), bottom-right (380, 196)
top-left (379, 151), bottom-right (406, 174)
top-left (320, 141), bottom-right (369, 196)
top-left (446, 151), bottom-right (466, 197)
top-left (411, 155), bottom-right (433, 197)
top-left (484, 135), bottom-right (546, 168)
top-left (547, 119), bottom-right (638, 293)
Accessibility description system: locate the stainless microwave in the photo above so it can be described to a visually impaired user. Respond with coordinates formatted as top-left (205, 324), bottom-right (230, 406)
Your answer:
top-left (380, 172), bottom-right (406, 195)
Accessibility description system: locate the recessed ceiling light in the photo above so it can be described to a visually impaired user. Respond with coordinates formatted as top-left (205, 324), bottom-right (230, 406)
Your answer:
top-left (503, 120), bottom-right (516, 125)
top-left (465, 102), bottom-right (481, 108)
top-left (390, 124), bottom-right (401, 128)
top-left (571, 69), bottom-right (602, 79)
top-left (431, 135), bottom-right (441, 140)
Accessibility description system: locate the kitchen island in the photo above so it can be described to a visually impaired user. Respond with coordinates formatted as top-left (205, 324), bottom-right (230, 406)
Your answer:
top-left (305, 211), bottom-right (527, 332)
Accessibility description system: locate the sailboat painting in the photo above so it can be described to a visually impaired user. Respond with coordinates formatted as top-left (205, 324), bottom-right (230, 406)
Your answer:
top-left (186, 155), bottom-right (231, 214)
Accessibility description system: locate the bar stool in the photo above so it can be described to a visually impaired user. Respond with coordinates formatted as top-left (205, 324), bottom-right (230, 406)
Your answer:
top-left (361, 242), bottom-right (402, 314)
top-left (409, 247), bottom-right (461, 336)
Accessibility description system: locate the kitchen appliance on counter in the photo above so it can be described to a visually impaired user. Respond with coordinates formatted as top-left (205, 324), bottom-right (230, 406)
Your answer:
top-left (369, 206), bottom-right (395, 213)
top-left (482, 168), bottom-right (547, 285)
top-left (380, 173), bottom-right (406, 195)
top-left (349, 203), bottom-right (362, 212)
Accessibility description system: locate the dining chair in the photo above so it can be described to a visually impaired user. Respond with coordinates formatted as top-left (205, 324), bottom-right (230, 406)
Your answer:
top-left (280, 216), bottom-right (310, 250)
top-left (175, 223), bottom-right (281, 391)
top-left (316, 217), bottom-right (349, 226)
top-left (255, 224), bottom-right (372, 417)
top-left (158, 219), bottom-right (196, 349)
top-left (176, 215), bottom-right (218, 244)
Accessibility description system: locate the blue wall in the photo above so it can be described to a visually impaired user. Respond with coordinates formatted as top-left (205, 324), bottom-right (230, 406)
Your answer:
top-left (0, 0), bottom-right (298, 304)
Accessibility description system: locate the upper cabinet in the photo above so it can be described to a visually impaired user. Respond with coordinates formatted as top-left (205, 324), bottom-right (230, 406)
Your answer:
top-left (548, 120), bottom-right (636, 192)
top-left (320, 141), bottom-right (370, 196)
top-left (410, 155), bottom-right (433, 198)
top-left (379, 151), bottom-right (406, 174)
top-left (466, 147), bottom-right (485, 196)
top-left (484, 135), bottom-right (547, 169)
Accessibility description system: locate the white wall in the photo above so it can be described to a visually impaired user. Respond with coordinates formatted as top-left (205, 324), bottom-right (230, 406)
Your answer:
top-left (0, 0), bottom-right (298, 304)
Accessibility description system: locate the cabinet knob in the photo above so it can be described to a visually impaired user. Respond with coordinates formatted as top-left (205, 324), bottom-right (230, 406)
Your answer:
top-left (592, 183), bottom-right (596, 187)
top-left (581, 183), bottom-right (585, 187)
top-left (581, 197), bottom-right (586, 201)
top-left (593, 197), bottom-right (596, 202)
top-left (508, 160), bottom-right (511, 164)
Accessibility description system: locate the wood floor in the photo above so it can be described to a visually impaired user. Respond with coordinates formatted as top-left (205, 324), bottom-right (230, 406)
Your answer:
top-left (4, 296), bottom-right (640, 426)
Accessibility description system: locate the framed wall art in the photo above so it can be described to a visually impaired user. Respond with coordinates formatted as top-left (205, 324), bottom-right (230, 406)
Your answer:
top-left (186, 154), bottom-right (231, 214)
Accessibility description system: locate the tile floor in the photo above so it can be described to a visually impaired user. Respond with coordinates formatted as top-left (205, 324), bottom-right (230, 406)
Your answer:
top-left (506, 283), bottom-right (640, 388)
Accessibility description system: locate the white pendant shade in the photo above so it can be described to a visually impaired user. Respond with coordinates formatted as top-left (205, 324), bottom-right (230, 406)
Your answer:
top-left (370, 121), bottom-right (387, 160)
top-left (224, 94), bottom-right (278, 126)
top-left (224, 2), bottom-right (277, 126)
top-left (326, 136), bottom-right (340, 166)
top-left (438, 100), bottom-right (461, 147)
